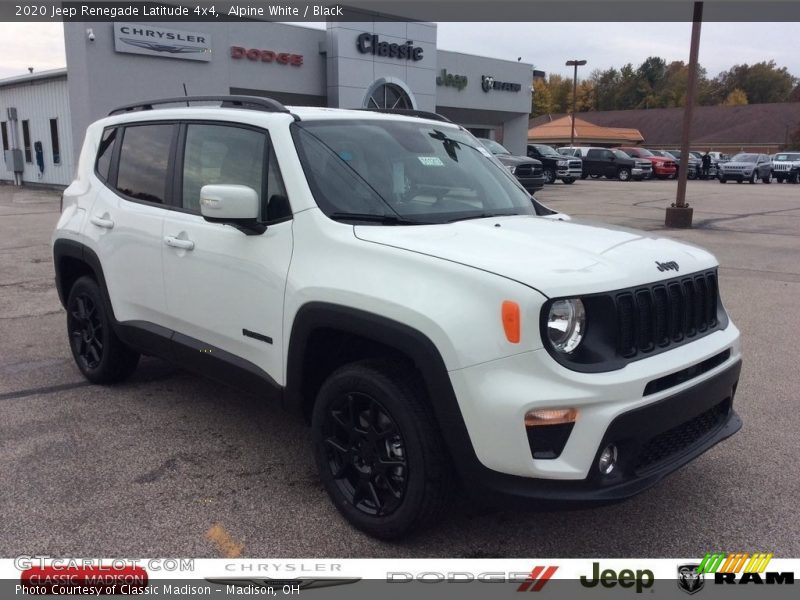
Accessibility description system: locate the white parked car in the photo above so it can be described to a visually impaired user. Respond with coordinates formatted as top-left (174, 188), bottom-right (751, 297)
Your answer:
top-left (771, 151), bottom-right (800, 183)
top-left (53, 96), bottom-right (742, 538)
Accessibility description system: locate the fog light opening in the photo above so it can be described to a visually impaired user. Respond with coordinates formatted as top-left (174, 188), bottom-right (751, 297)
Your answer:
top-left (598, 444), bottom-right (618, 475)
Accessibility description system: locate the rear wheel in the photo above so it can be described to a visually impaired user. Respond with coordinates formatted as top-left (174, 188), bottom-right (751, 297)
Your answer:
top-left (66, 276), bottom-right (139, 384)
top-left (543, 168), bottom-right (556, 184)
top-left (311, 360), bottom-right (454, 539)
top-left (617, 167), bottom-right (631, 182)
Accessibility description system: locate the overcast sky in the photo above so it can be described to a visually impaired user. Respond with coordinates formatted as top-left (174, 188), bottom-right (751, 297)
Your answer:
top-left (0, 21), bottom-right (798, 80)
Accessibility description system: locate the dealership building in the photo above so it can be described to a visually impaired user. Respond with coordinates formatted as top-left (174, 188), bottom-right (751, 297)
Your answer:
top-left (0, 18), bottom-right (533, 187)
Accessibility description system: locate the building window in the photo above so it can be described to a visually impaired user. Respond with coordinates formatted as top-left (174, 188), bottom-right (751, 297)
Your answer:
top-left (21, 120), bottom-right (32, 163)
top-left (366, 83), bottom-right (412, 110)
top-left (1, 122), bottom-right (8, 154)
top-left (49, 119), bottom-right (61, 164)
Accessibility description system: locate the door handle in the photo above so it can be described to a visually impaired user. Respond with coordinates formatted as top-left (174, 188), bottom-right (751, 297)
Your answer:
top-left (90, 215), bottom-right (114, 229)
top-left (164, 236), bottom-right (195, 251)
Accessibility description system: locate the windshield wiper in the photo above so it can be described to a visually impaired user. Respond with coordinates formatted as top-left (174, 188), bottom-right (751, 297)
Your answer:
top-left (446, 212), bottom-right (521, 223)
top-left (328, 212), bottom-right (428, 225)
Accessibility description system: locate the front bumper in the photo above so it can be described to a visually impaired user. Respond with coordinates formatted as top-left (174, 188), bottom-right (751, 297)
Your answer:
top-left (516, 174), bottom-right (545, 193)
top-left (632, 167), bottom-right (653, 179)
top-left (720, 171), bottom-right (752, 181)
top-left (556, 166), bottom-right (582, 179)
top-left (447, 323), bottom-right (742, 504)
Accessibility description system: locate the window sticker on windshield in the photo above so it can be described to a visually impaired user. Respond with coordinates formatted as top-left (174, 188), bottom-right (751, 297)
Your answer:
top-left (417, 156), bottom-right (444, 167)
top-left (338, 151), bottom-right (353, 161)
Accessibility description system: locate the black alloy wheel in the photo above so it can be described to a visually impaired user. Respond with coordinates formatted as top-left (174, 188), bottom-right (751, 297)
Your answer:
top-left (312, 360), bottom-right (454, 539)
top-left (322, 392), bottom-right (408, 517)
top-left (65, 276), bottom-right (139, 383)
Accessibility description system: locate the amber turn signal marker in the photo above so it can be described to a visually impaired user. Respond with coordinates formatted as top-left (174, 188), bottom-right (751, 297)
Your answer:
top-left (525, 408), bottom-right (579, 428)
top-left (501, 300), bottom-right (521, 343)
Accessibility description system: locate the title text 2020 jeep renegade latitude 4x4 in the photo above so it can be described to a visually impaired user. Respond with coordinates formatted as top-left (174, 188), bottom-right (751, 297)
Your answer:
top-left (53, 97), bottom-right (742, 539)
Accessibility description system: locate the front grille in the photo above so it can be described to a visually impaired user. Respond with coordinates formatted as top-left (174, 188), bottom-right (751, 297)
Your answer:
top-left (532, 165), bottom-right (544, 177)
top-left (616, 271), bottom-right (720, 359)
top-left (635, 399), bottom-right (731, 474)
top-left (568, 160), bottom-right (582, 169)
top-left (773, 163), bottom-right (791, 172)
top-left (515, 164), bottom-right (539, 177)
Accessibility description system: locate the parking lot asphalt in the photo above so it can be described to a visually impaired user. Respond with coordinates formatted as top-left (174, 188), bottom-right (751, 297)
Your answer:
top-left (1, 178), bottom-right (799, 558)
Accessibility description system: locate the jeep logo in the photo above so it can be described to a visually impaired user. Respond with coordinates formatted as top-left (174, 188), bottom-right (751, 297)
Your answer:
top-left (656, 260), bottom-right (680, 272)
top-left (580, 562), bottom-right (654, 593)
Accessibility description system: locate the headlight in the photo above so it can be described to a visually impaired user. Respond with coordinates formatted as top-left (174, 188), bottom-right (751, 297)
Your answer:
top-left (546, 299), bottom-right (585, 353)
top-left (507, 165), bottom-right (517, 174)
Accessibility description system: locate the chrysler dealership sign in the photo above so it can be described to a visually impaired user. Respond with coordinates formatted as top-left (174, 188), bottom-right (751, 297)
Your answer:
top-left (114, 23), bottom-right (212, 62)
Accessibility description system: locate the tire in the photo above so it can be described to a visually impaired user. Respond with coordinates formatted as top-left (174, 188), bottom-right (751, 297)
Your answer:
top-left (580, 173), bottom-right (588, 180)
top-left (617, 167), bottom-right (631, 182)
top-left (562, 177), bottom-right (575, 184)
top-left (749, 172), bottom-right (757, 184)
top-left (688, 171), bottom-right (697, 181)
top-left (719, 177), bottom-right (727, 184)
top-left (762, 173), bottom-right (772, 184)
top-left (776, 176), bottom-right (785, 183)
top-left (311, 359), bottom-right (454, 539)
top-left (737, 179), bottom-right (742, 184)
top-left (66, 276), bottom-right (139, 384)
top-left (590, 173), bottom-right (602, 179)
top-left (543, 168), bottom-right (556, 184)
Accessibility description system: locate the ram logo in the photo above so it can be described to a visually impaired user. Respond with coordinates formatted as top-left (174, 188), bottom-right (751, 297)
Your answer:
top-left (656, 260), bottom-right (680, 272)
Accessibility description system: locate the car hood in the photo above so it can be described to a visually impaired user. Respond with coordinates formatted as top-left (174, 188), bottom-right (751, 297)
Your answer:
top-left (354, 215), bottom-right (717, 297)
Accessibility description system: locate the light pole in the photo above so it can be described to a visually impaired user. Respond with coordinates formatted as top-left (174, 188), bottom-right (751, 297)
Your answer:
top-left (566, 59), bottom-right (587, 148)
top-left (666, 1), bottom-right (703, 228)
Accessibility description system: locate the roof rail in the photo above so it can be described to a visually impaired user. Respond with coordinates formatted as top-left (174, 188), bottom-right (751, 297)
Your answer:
top-left (108, 95), bottom-right (294, 117)
top-left (357, 108), bottom-right (453, 123)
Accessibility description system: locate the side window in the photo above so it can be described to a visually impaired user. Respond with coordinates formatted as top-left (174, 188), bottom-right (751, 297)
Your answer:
top-left (181, 124), bottom-right (265, 214)
top-left (116, 124), bottom-right (174, 204)
top-left (265, 150), bottom-right (291, 221)
top-left (49, 119), bottom-right (61, 164)
top-left (603, 150), bottom-right (614, 160)
top-left (95, 127), bottom-right (117, 182)
top-left (21, 120), bottom-right (32, 163)
top-left (1, 121), bottom-right (8, 154)
top-left (587, 149), bottom-right (601, 159)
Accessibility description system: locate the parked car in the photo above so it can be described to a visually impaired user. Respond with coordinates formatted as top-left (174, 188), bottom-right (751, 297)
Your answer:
top-left (719, 153), bottom-right (772, 184)
top-left (690, 151), bottom-right (719, 180)
top-left (53, 96), bottom-right (742, 538)
top-left (478, 138), bottom-right (545, 194)
top-left (617, 147), bottom-right (677, 180)
top-left (771, 151), bottom-right (800, 183)
top-left (707, 151), bottom-right (730, 164)
top-left (526, 143), bottom-right (582, 184)
top-left (664, 150), bottom-right (700, 180)
top-left (559, 146), bottom-right (653, 181)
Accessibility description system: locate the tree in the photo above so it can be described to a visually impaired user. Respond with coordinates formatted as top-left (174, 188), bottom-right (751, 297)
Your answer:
top-left (589, 67), bottom-right (620, 111)
top-left (531, 78), bottom-right (553, 117)
top-left (576, 80), bottom-right (594, 112)
top-left (717, 61), bottom-right (795, 104)
top-left (723, 88), bottom-right (748, 106)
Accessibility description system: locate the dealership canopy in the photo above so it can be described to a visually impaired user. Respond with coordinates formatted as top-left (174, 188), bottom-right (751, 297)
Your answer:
top-left (528, 115), bottom-right (644, 146)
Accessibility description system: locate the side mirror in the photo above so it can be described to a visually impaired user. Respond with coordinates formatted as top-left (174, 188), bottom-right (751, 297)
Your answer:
top-left (200, 184), bottom-right (265, 235)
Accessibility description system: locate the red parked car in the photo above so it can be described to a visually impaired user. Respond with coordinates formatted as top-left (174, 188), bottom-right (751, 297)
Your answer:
top-left (617, 147), bottom-right (677, 179)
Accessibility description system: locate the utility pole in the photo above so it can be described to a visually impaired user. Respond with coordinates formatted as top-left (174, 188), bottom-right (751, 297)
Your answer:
top-left (566, 59), bottom-right (587, 148)
top-left (666, 1), bottom-right (703, 228)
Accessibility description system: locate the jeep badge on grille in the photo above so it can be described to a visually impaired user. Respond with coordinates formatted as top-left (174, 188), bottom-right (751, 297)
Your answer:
top-left (656, 261), bottom-right (680, 272)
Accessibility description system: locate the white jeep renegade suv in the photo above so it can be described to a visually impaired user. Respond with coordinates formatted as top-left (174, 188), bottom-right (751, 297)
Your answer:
top-left (53, 96), bottom-right (742, 539)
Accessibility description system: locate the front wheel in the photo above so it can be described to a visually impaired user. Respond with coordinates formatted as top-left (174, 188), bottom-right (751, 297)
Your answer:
top-left (66, 276), bottom-right (139, 383)
top-left (312, 360), bottom-right (454, 539)
top-left (562, 177), bottom-right (575, 184)
top-left (776, 176), bottom-right (785, 183)
top-left (543, 168), bottom-right (556, 184)
top-left (719, 177), bottom-right (727, 184)
top-left (617, 167), bottom-right (631, 182)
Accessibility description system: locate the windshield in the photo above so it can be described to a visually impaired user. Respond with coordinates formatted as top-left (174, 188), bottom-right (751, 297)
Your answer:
top-left (478, 138), bottom-right (511, 155)
top-left (775, 153), bottom-right (800, 161)
top-left (292, 120), bottom-right (536, 224)
top-left (633, 148), bottom-right (654, 157)
top-left (731, 153), bottom-right (758, 162)
top-left (532, 144), bottom-right (561, 157)
top-left (613, 150), bottom-right (632, 159)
